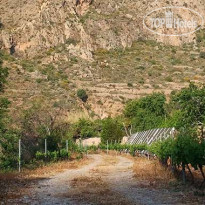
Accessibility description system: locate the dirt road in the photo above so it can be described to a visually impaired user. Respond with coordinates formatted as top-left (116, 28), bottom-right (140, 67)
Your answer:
top-left (6, 154), bottom-right (205, 205)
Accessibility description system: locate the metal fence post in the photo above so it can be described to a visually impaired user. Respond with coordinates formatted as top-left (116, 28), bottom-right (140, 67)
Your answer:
top-left (19, 139), bottom-right (21, 173)
top-left (66, 140), bottom-right (68, 152)
top-left (86, 145), bottom-right (88, 157)
top-left (45, 139), bottom-right (47, 157)
top-left (107, 140), bottom-right (109, 155)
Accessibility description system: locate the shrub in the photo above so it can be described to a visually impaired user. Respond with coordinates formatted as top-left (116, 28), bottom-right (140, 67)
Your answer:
top-left (148, 133), bottom-right (205, 183)
top-left (35, 149), bottom-right (71, 162)
top-left (170, 57), bottom-right (181, 65)
top-left (101, 118), bottom-right (124, 143)
top-left (200, 52), bottom-right (205, 59)
top-left (127, 82), bottom-right (133, 87)
top-left (0, 131), bottom-right (19, 170)
top-left (77, 89), bottom-right (88, 102)
top-left (165, 76), bottom-right (173, 82)
top-left (196, 29), bottom-right (205, 43)
top-left (74, 118), bottom-right (97, 139)
top-left (136, 66), bottom-right (145, 70)
top-left (124, 93), bottom-right (166, 132)
top-left (0, 21), bottom-right (3, 29)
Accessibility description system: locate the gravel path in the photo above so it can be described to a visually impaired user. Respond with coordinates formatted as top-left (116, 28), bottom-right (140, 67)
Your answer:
top-left (104, 156), bottom-right (180, 205)
top-left (8, 154), bottom-right (204, 205)
top-left (19, 155), bottom-right (102, 205)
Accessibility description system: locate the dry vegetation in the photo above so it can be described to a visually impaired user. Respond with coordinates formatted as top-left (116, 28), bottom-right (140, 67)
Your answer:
top-left (132, 157), bottom-right (205, 203)
top-left (1, 154), bottom-right (205, 204)
top-left (65, 176), bottom-right (134, 205)
top-left (133, 158), bottom-right (175, 187)
top-left (133, 157), bottom-right (205, 187)
top-left (0, 156), bottom-right (92, 202)
top-left (2, 38), bottom-right (205, 119)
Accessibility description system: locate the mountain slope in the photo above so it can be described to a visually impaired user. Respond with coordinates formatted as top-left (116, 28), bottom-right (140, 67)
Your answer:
top-left (0, 0), bottom-right (205, 119)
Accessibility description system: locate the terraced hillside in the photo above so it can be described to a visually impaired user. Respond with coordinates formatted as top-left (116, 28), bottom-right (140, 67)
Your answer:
top-left (1, 38), bottom-right (205, 120)
top-left (0, 0), bottom-right (205, 119)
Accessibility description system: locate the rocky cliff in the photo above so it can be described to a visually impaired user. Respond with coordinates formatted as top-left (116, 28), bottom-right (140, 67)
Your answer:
top-left (1, 0), bottom-right (205, 60)
top-left (0, 0), bottom-right (205, 119)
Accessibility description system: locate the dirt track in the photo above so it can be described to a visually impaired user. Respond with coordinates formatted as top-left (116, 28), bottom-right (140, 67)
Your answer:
top-left (6, 154), bottom-right (205, 205)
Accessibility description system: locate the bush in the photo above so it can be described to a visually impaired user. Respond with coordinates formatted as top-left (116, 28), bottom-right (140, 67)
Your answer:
top-left (127, 82), bottom-right (133, 87)
top-left (77, 89), bottom-right (88, 102)
top-left (72, 118), bottom-right (97, 139)
top-left (98, 143), bottom-right (147, 155)
top-left (35, 149), bottom-right (71, 162)
top-left (124, 93), bottom-right (166, 132)
top-left (148, 133), bottom-right (205, 183)
top-left (0, 132), bottom-right (19, 170)
top-left (101, 118), bottom-right (124, 143)
top-left (196, 29), bottom-right (205, 43)
top-left (200, 52), bottom-right (205, 59)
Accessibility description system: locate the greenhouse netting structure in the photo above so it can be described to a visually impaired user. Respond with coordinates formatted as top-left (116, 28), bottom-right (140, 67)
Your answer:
top-left (126, 127), bottom-right (175, 145)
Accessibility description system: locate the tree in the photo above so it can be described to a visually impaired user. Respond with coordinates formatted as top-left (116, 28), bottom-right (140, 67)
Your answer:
top-left (0, 60), bottom-right (8, 93)
top-left (170, 83), bottom-right (205, 133)
top-left (101, 117), bottom-right (124, 143)
top-left (77, 89), bottom-right (88, 102)
top-left (74, 118), bottom-right (97, 139)
top-left (124, 93), bottom-right (167, 132)
top-left (21, 100), bottom-right (70, 160)
top-left (0, 58), bottom-right (19, 169)
top-left (0, 59), bottom-right (9, 130)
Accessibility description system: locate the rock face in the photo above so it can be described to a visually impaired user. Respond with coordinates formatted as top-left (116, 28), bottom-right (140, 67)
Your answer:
top-left (0, 0), bottom-right (204, 60)
top-left (0, 0), bottom-right (205, 119)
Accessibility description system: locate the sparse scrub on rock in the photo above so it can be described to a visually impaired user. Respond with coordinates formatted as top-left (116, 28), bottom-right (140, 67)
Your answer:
top-left (77, 89), bottom-right (88, 102)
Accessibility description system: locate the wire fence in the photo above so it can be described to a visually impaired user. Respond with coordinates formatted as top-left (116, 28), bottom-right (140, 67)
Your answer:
top-left (17, 138), bottom-right (78, 172)
top-left (13, 138), bottom-right (154, 172)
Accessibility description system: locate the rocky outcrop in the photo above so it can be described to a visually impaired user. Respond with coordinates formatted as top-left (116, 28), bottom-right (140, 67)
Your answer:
top-left (76, 0), bottom-right (93, 15)
top-left (0, 0), bottom-right (204, 60)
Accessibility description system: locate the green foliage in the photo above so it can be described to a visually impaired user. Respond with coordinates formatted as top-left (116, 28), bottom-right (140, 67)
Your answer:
top-left (35, 149), bottom-right (71, 162)
top-left (77, 89), bottom-right (88, 102)
top-left (149, 138), bottom-right (174, 162)
top-left (0, 131), bottom-right (19, 170)
top-left (0, 60), bottom-right (8, 93)
top-left (65, 38), bottom-right (78, 46)
top-left (127, 82), bottom-right (133, 87)
top-left (21, 60), bottom-right (35, 72)
top-left (170, 83), bottom-right (205, 129)
top-left (136, 65), bottom-right (145, 70)
top-left (0, 98), bottom-right (10, 130)
top-left (196, 29), bottom-right (205, 43)
top-left (170, 57), bottom-right (181, 65)
top-left (74, 118), bottom-right (97, 139)
top-left (0, 58), bottom-right (19, 170)
top-left (124, 93), bottom-right (166, 132)
top-left (21, 101), bottom-right (71, 160)
top-left (101, 118), bottom-right (124, 143)
top-left (200, 52), bottom-right (205, 59)
top-left (0, 21), bottom-right (3, 29)
top-left (98, 143), bottom-right (147, 156)
top-left (149, 133), bottom-right (205, 170)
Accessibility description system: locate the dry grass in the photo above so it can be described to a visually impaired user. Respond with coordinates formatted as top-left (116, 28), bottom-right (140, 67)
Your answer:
top-left (65, 176), bottom-right (135, 205)
top-left (133, 157), bottom-right (175, 187)
top-left (63, 154), bottom-right (134, 204)
top-left (0, 157), bottom-right (92, 202)
top-left (22, 157), bottom-right (92, 179)
top-left (66, 111), bottom-right (90, 123)
top-left (91, 153), bottom-right (119, 175)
